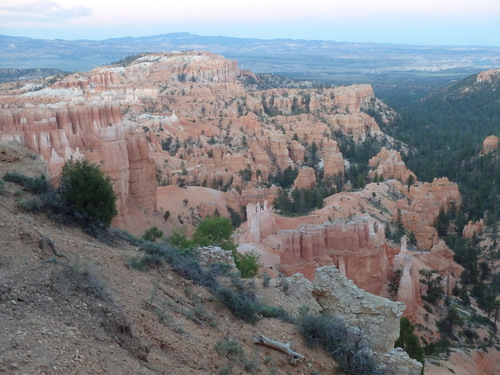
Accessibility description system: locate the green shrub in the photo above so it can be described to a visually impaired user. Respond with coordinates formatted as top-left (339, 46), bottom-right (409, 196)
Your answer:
top-left (395, 317), bottom-right (424, 369)
top-left (215, 339), bottom-right (244, 359)
top-left (142, 226), bottom-right (163, 242)
top-left (60, 159), bottom-right (117, 227)
top-left (297, 310), bottom-right (386, 375)
top-left (165, 228), bottom-right (195, 251)
top-left (138, 241), bottom-right (218, 290)
top-left (193, 215), bottom-right (236, 250)
top-left (216, 286), bottom-right (260, 324)
top-left (233, 250), bottom-right (261, 278)
top-left (3, 172), bottom-right (50, 194)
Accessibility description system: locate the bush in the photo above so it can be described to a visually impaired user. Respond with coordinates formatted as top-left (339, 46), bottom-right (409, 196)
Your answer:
top-left (215, 340), bottom-right (244, 359)
top-left (3, 172), bottom-right (50, 194)
top-left (60, 159), bottom-right (117, 227)
top-left (395, 317), bottom-right (425, 368)
top-left (165, 228), bottom-right (195, 251)
top-left (297, 310), bottom-right (386, 375)
top-left (216, 286), bottom-right (260, 324)
top-left (193, 215), bottom-right (236, 250)
top-left (142, 226), bottom-right (163, 242)
top-left (233, 250), bottom-right (261, 278)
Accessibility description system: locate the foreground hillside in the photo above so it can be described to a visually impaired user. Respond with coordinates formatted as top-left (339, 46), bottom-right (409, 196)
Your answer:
top-left (0, 146), bottom-right (345, 375)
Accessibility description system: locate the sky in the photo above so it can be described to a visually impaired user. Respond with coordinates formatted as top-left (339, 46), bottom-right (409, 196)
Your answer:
top-left (0, 0), bottom-right (499, 46)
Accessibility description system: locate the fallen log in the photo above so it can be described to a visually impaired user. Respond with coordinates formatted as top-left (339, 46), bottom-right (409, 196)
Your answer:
top-left (252, 335), bottom-right (304, 365)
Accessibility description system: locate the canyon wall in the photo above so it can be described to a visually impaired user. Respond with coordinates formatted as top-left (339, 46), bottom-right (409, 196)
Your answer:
top-left (0, 104), bottom-right (157, 222)
top-left (399, 177), bottom-right (461, 249)
top-left (279, 216), bottom-right (389, 294)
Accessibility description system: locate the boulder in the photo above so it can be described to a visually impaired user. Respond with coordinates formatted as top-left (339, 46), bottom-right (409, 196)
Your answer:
top-left (312, 265), bottom-right (405, 354)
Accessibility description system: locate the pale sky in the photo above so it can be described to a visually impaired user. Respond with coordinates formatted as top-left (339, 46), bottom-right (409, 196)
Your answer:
top-left (1, 0), bottom-right (499, 46)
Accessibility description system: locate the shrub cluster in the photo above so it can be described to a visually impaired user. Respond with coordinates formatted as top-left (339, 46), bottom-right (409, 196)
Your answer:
top-left (297, 310), bottom-right (388, 375)
top-left (3, 159), bottom-right (118, 239)
top-left (133, 239), bottom-right (289, 325)
top-left (3, 172), bottom-right (50, 194)
top-left (166, 215), bottom-right (261, 279)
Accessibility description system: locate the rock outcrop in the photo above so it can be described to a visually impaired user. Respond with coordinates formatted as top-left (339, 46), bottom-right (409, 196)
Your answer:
top-left (398, 177), bottom-right (461, 249)
top-left (312, 266), bottom-right (405, 353)
top-left (246, 200), bottom-right (276, 243)
top-left (293, 167), bottom-right (316, 189)
top-left (463, 219), bottom-right (484, 238)
top-left (282, 273), bottom-right (323, 315)
top-left (393, 236), bottom-right (422, 318)
top-left (284, 267), bottom-right (423, 375)
top-left (0, 103), bottom-right (157, 224)
top-left (477, 68), bottom-right (500, 83)
top-left (279, 216), bottom-right (388, 294)
top-left (381, 348), bottom-right (423, 375)
top-left (482, 135), bottom-right (499, 154)
top-left (369, 147), bottom-right (416, 183)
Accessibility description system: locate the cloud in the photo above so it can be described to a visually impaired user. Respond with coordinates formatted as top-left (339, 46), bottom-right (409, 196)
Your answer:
top-left (0, 1), bottom-right (92, 24)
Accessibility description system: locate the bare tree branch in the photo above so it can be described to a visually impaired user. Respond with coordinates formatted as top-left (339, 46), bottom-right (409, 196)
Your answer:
top-left (252, 335), bottom-right (304, 365)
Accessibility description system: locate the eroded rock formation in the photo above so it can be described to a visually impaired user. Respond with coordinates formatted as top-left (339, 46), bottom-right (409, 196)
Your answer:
top-left (393, 236), bottom-right (422, 318)
top-left (463, 219), bottom-right (484, 238)
top-left (482, 135), bottom-right (499, 154)
top-left (369, 147), bottom-right (416, 183)
top-left (284, 267), bottom-right (422, 375)
top-left (1, 51), bottom-right (396, 233)
top-left (293, 167), bottom-right (316, 189)
top-left (312, 266), bottom-right (403, 353)
top-left (0, 103), bottom-right (157, 224)
top-left (246, 200), bottom-right (276, 243)
top-left (399, 177), bottom-right (461, 249)
top-left (279, 215), bottom-right (388, 294)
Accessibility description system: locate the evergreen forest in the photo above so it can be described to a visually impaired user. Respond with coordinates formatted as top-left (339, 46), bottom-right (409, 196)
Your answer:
top-left (374, 71), bottom-right (500, 333)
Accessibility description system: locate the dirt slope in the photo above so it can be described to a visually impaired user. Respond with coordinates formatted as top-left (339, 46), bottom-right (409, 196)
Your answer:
top-left (0, 145), bottom-right (337, 374)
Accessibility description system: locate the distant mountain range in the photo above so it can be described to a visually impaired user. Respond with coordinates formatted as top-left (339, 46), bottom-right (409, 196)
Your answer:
top-left (1, 32), bottom-right (499, 86)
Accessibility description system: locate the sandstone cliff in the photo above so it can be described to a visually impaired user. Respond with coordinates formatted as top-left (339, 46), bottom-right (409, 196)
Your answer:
top-left (1, 51), bottom-right (398, 234)
top-left (398, 177), bottom-right (461, 250)
top-left (280, 215), bottom-right (388, 294)
top-left (369, 147), bottom-right (416, 183)
top-left (482, 135), bottom-right (499, 154)
top-left (239, 170), bottom-right (463, 320)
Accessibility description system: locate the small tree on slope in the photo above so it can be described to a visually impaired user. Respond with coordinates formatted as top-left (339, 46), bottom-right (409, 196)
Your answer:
top-left (60, 159), bottom-right (117, 227)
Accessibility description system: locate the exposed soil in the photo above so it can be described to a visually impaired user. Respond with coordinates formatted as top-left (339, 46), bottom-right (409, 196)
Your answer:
top-left (0, 145), bottom-right (338, 374)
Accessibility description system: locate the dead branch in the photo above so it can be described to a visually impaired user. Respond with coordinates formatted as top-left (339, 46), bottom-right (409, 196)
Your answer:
top-left (252, 335), bottom-right (304, 365)
top-left (39, 235), bottom-right (70, 261)
top-left (157, 285), bottom-right (193, 308)
top-left (143, 300), bottom-right (205, 327)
